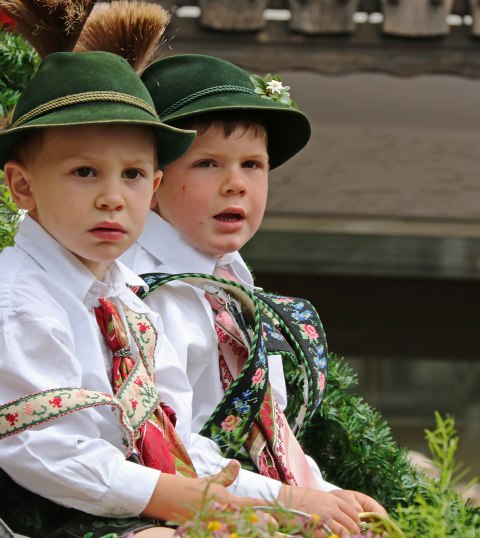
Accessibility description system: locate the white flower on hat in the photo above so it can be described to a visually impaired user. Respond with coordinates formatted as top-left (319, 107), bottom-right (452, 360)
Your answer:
top-left (266, 79), bottom-right (284, 95)
top-left (249, 73), bottom-right (297, 109)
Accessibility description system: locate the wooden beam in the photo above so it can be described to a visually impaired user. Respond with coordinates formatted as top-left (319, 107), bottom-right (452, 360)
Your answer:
top-left (164, 16), bottom-right (480, 77)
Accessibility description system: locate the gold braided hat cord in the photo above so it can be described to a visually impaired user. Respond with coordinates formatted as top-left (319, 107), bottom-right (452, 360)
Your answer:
top-left (12, 91), bottom-right (157, 129)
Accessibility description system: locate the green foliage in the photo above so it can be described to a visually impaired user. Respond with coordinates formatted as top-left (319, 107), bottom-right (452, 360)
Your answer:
top-left (286, 354), bottom-right (426, 512)
top-left (0, 178), bottom-right (21, 251)
top-left (0, 29), bottom-right (39, 117)
top-left (392, 413), bottom-right (480, 537)
top-left (286, 356), bottom-right (480, 535)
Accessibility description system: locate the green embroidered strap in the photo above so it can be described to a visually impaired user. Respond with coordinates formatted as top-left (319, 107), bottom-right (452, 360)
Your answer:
top-left (138, 272), bottom-right (268, 458)
top-left (257, 292), bottom-right (328, 434)
top-left (0, 387), bottom-right (135, 452)
top-left (138, 273), bottom-right (327, 437)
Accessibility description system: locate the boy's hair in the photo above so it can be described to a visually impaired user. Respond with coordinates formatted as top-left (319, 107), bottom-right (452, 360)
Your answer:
top-left (9, 130), bottom-right (45, 165)
top-left (171, 111), bottom-right (268, 142)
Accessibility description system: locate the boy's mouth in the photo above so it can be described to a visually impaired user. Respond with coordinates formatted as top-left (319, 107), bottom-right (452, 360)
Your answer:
top-left (89, 222), bottom-right (126, 240)
top-left (214, 209), bottom-right (245, 222)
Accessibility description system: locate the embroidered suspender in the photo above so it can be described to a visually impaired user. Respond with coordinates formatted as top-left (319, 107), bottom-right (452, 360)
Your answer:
top-left (0, 303), bottom-right (159, 453)
top-left (139, 272), bottom-right (269, 458)
top-left (258, 292), bottom-right (328, 433)
top-left (137, 272), bottom-right (327, 445)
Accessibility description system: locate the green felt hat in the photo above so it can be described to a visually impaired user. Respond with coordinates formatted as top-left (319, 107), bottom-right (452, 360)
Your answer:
top-left (141, 54), bottom-right (311, 169)
top-left (0, 51), bottom-right (195, 169)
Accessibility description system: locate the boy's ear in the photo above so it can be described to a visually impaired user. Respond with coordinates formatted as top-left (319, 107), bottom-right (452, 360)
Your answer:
top-left (3, 161), bottom-right (36, 211)
top-left (150, 170), bottom-right (162, 209)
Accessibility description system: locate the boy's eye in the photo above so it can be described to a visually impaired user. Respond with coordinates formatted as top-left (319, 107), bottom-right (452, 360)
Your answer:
top-left (195, 160), bottom-right (216, 168)
top-left (123, 169), bottom-right (143, 180)
top-left (242, 160), bottom-right (260, 169)
top-left (74, 167), bottom-right (95, 178)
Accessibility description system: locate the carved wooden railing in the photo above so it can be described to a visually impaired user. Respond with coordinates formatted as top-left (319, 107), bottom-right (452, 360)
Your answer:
top-left (155, 0), bottom-right (480, 77)
top-left (159, 0), bottom-right (479, 37)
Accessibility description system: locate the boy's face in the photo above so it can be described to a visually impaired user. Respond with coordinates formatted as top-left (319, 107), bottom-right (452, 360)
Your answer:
top-left (5, 125), bottom-right (161, 279)
top-left (154, 125), bottom-right (269, 257)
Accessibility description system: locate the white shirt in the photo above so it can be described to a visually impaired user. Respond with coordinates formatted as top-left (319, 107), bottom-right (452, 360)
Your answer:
top-left (121, 212), bottom-right (338, 495)
top-left (0, 216), bottom-right (193, 517)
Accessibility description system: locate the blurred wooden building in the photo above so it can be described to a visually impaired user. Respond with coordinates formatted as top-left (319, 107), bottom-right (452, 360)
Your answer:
top-left (157, 0), bottom-right (480, 471)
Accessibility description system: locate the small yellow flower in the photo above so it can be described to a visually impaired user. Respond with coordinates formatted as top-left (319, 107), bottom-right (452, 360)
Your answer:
top-left (230, 534), bottom-right (239, 538)
top-left (248, 513), bottom-right (259, 523)
top-left (310, 513), bottom-right (319, 523)
top-left (207, 521), bottom-right (222, 532)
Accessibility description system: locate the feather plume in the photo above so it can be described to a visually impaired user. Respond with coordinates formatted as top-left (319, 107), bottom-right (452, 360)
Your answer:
top-left (74, 1), bottom-right (171, 74)
top-left (0, 0), bottom-right (97, 57)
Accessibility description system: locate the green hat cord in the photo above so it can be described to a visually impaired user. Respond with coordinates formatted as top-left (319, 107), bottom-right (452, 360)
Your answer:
top-left (141, 54), bottom-right (311, 169)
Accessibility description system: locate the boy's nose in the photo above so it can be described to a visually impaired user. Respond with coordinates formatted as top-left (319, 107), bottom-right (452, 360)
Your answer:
top-left (220, 168), bottom-right (246, 196)
top-left (95, 180), bottom-right (125, 211)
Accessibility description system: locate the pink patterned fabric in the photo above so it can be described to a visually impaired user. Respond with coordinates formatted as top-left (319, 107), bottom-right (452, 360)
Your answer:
top-left (207, 266), bottom-right (320, 488)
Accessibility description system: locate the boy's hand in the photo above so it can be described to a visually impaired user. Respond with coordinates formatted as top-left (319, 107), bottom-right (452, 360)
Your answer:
top-left (330, 489), bottom-right (387, 516)
top-left (277, 484), bottom-right (361, 536)
top-left (141, 460), bottom-right (265, 522)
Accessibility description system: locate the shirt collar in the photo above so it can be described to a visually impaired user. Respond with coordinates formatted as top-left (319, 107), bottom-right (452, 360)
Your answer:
top-left (138, 211), bottom-right (217, 275)
top-left (15, 215), bottom-right (147, 303)
top-left (137, 212), bottom-right (255, 289)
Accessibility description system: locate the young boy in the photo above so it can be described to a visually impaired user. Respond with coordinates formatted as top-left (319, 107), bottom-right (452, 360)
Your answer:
top-left (121, 53), bottom-right (386, 534)
top-left (0, 50), bottom-right (258, 538)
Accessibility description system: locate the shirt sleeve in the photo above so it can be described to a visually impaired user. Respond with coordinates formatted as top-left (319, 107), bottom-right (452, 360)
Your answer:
top-left (188, 432), bottom-right (281, 500)
top-left (144, 283), bottom-right (225, 434)
top-left (0, 309), bottom-right (160, 517)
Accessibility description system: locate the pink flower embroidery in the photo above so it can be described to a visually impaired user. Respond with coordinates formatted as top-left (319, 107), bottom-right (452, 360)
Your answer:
top-left (138, 322), bottom-right (150, 333)
top-left (49, 396), bottom-right (63, 408)
top-left (21, 403), bottom-right (35, 416)
top-left (130, 399), bottom-right (138, 410)
top-left (273, 298), bottom-right (294, 304)
top-left (319, 372), bottom-right (326, 392)
top-left (216, 327), bottom-right (229, 344)
top-left (221, 414), bottom-right (241, 432)
top-left (301, 324), bottom-right (318, 340)
top-left (134, 377), bottom-right (144, 387)
top-left (252, 368), bottom-right (265, 385)
top-left (6, 413), bottom-right (18, 426)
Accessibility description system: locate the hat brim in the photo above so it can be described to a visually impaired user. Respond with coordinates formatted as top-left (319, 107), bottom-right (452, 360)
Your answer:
top-left (161, 95), bottom-right (311, 169)
top-left (0, 101), bottom-right (195, 169)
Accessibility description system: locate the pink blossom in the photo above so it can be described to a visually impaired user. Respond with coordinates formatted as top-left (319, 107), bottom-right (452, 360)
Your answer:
top-left (221, 415), bottom-right (241, 432)
top-left (252, 368), bottom-right (265, 385)
top-left (301, 324), bottom-right (318, 340)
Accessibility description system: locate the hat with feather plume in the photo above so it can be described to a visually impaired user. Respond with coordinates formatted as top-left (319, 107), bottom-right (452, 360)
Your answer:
top-left (73, 1), bottom-right (311, 169)
top-left (0, 0), bottom-right (195, 168)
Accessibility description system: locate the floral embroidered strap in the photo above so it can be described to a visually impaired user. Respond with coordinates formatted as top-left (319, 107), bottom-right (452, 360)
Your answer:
top-left (258, 292), bottom-right (328, 434)
top-left (0, 301), bottom-right (196, 478)
top-left (136, 273), bottom-right (327, 434)
top-left (203, 270), bottom-right (320, 488)
top-left (0, 387), bottom-right (136, 453)
top-left (137, 272), bottom-right (268, 459)
top-left (95, 298), bottom-right (196, 477)
top-left (136, 272), bottom-right (323, 488)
